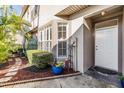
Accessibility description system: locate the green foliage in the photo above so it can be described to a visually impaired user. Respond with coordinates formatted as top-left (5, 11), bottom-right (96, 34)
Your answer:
top-left (0, 5), bottom-right (31, 63)
top-left (0, 41), bottom-right (10, 63)
top-left (120, 76), bottom-right (124, 81)
top-left (54, 62), bottom-right (64, 67)
top-left (10, 44), bottom-right (23, 53)
top-left (26, 50), bottom-right (47, 64)
top-left (32, 52), bottom-right (53, 69)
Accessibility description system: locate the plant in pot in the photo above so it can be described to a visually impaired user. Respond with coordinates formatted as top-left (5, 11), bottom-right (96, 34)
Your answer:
top-left (51, 62), bottom-right (64, 75)
top-left (120, 76), bottom-right (124, 88)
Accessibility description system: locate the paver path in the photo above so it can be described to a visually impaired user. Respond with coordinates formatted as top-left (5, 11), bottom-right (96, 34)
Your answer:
top-left (0, 58), bottom-right (22, 83)
top-left (3, 75), bottom-right (117, 88)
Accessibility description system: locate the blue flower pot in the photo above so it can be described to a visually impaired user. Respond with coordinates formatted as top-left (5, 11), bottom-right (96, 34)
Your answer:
top-left (52, 66), bottom-right (63, 75)
top-left (121, 80), bottom-right (124, 88)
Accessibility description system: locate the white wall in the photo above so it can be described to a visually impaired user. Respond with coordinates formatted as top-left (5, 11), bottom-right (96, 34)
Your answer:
top-left (23, 6), bottom-right (38, 30)
top-left (68, 17), bottom-right (84, 73)
top-left (38, 5), bottom-right (68, 27)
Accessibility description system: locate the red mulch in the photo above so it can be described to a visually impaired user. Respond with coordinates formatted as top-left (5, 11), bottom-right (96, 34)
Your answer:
top-left (0, 54), bottom-right (77, 83)
top-left (9, 68), bottom-right (76, 82)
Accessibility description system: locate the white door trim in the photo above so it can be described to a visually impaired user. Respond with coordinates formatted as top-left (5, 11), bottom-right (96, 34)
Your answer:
top-left (95, 25), bottom-right (118, 71)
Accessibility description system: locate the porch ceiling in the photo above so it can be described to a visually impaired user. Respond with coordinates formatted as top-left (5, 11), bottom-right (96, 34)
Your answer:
top-left (90, 6), bottom-right (123, 23)
top-left (55, 5), bottom-right (89, 19)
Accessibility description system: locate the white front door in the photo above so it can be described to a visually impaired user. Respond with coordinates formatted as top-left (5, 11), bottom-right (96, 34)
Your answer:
top-left (95, 26), bottom-right (118, 71)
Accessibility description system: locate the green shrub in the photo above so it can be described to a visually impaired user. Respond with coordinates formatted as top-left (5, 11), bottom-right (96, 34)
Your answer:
top-left (32, 52), bottom-right (53, 69)
top-left (26, 50), bottom-right (46, 64)
top-left (10, 44), bottom-right (23, 53)
top-left (26, 50), bottom-right (53, 66)
top-left (120, 76), bottom-right (124, 80)
top-left (0, 41), bottom-right (9, 63)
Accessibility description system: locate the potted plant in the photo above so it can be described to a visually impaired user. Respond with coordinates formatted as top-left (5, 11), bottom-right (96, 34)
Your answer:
top-left (120, 76), bottom-right (124, 88)
top-left (51, 62), bottom-right (64, 75)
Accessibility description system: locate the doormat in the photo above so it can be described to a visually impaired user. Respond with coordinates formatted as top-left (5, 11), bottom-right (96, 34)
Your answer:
top-left (85, 66), bottom-right (121, 87)
top-left (90, 66), bottom-right (119, 75)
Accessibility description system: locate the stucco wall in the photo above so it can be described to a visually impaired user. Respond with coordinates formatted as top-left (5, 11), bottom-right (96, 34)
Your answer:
top-left (83, 24), bottom-right (94, 72)
top-left (68, 17), bottom-right (94, 73)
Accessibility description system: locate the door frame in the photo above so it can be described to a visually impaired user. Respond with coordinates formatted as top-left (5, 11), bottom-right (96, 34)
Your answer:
top-left (92, 16), bottom-right (122, 73)
top-left (95, 24), bottom-right (118, 71)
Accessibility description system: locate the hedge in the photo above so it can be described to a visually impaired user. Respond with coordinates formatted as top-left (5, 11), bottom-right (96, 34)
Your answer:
top-left (26, 50), bottom-right (48, 64)
top-left (26, 50), bottom-right (53, 69)
top-left (32, 52), bottom-right (53, 69)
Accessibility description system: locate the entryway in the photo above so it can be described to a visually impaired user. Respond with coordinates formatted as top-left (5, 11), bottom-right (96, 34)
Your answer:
top-left (95, 19), bottom-right (118, 71)
top-left (85, 19), bottom-right (121, 87)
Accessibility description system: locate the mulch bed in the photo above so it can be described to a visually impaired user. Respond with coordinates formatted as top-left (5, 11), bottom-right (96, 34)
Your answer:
top-left (0, 56), bottom-right (15, 77)
top-left (9, 66), bottom-right (76, 82)
top-left (0, 54), bottom-right (77, 84)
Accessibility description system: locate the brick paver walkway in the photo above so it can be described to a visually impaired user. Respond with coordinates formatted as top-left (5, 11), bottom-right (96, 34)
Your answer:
top-left (0, 58), bottom-right (22, 83)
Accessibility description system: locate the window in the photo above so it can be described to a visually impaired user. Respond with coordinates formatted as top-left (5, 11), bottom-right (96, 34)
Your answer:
top-left (58, 41), bottom-right (67, 57)
top-left (58, 23), bottom-right (68, 57)
top-left (47, 29), bottom-right (49, 40)
top-left (58, 23), bottom-right (67, 40)
top-left (27, 10), bottom-right (29, 21)
top-left (34, 5), bottom-right (38, 16)
top-left (27, 34), bottom-right (37, 50)
top-left (41, 26), bottom-right (52, 52)
top-left (31, 10), bottom-right (33, 20)
top-left (31, 5), bottom-right (39, 21)
top-left (50, 28), bottom-right (52, 40)
top-left (41, 31), bottom-right (42, 41)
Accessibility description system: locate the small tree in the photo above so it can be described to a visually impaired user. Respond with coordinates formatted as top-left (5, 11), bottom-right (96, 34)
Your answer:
top-left (0, 5), bottom-right (31, 63)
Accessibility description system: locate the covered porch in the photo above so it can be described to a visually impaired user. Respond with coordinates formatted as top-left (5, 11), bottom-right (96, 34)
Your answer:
top-left (55, 5), bottom-right (124, 87)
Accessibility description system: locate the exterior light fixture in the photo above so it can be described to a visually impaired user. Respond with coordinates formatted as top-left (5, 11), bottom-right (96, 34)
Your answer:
top-left (101, 11), bottom-right (106, 16)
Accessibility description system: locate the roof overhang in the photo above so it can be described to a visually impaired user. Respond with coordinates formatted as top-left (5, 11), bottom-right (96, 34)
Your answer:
top-left (55, 5), bottom-right (90, 20)
top-left (55, 5), bottom-right (122, 20)
top-left (28, 26), bottom-right (38, 34)
top-left (20, 5), bottom-right (29, 18)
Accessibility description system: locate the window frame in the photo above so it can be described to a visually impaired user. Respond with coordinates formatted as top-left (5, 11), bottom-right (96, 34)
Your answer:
top-left (41, 26), bottom-right (52, 52)
top-left (57, 23), bottom-right (68, 58)
top-left (58, 23), bottom-right (67, 40)
top-left (31, 5), bottom-right (39, 21)
top-left (58, 41), bottom-right (67, 57)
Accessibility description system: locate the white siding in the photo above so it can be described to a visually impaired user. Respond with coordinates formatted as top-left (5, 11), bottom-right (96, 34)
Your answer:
top-left (68, 17), bottom-right (84, 73)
